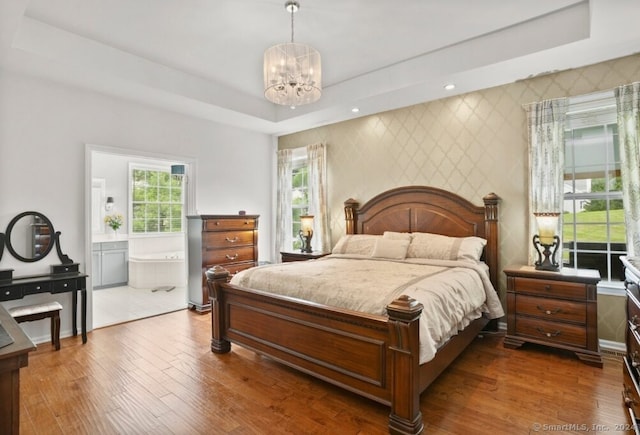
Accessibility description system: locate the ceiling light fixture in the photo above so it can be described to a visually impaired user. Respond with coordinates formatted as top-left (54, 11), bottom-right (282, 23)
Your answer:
top-left (444, 83), bottom-right (456, 91)
top-left (264, 1), bottom-right (322, 106)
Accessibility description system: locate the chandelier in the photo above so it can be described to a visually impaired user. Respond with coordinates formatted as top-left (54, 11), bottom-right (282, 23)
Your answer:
top-left (263, 0), bottom-right (321, 107)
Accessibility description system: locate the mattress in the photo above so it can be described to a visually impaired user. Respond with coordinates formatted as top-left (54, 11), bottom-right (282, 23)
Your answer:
top-left (230, 254), bottom-right (504, 364)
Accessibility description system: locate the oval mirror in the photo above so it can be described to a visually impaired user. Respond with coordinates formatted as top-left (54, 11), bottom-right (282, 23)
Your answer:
top-left (5, 211), bottom-right (55, 262)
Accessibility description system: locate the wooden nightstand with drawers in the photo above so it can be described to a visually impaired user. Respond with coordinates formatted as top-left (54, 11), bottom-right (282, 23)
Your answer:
top-left (503, 264), bottom-right (602, 367)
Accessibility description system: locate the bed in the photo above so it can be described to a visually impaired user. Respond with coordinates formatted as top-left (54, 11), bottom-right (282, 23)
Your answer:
top-left (206, 186), bottom-right (501, 434)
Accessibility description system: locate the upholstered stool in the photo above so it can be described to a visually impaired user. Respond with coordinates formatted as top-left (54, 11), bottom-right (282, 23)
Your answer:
top-left (9, 301), bottom-right (63, 350)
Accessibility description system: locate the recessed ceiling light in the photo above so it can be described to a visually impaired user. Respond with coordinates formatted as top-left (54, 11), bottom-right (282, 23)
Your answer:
top-left (444, 83), bottom-right (456, 91)
top-left (351, 107), bottom-right (360, 113)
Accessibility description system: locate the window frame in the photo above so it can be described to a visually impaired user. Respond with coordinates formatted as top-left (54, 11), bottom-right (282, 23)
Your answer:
top-left (562, 92), bottom-right (626, 285)
top-left (290, 149), bottom-right (309, 251)
top-left (129, 164), bottom-right (185, 236)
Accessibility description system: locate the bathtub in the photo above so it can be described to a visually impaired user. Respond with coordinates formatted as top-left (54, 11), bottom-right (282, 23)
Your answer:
top-left (128, 251), bottom-right (186, 289)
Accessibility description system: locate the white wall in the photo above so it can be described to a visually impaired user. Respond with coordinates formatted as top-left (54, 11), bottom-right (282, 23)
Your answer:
top-left (0, 69), bottom-right (274, 342)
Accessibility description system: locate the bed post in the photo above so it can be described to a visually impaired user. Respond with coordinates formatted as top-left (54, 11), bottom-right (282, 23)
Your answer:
top-left (482, 192), bottom-right (500, 288)
top-left (205, 266), bottom-right (231, 354)
top-left (344, 198), bottom-right (359, 234)
top-left (387, 295), bottom-right (424, 435)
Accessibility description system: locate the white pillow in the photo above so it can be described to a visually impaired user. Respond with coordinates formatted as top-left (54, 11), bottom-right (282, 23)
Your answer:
top-left (371, 238), bottom-right (410, 260)
top-left (407, 232), bottom-right (487, 262)
top-left (331, 235), bottom-right (381, 256)
top-left (382, 231), bottom-right (412, 242)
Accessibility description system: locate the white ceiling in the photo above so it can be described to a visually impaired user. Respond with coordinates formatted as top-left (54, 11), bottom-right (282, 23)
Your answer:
top-left (1, 0), bottom-right (639, 136)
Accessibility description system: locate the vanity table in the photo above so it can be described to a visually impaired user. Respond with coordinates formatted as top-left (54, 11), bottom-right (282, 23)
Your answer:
top-left (0, 211), bottom-right (88, 344)
top-left (0, 269), bottom-right (87, 343)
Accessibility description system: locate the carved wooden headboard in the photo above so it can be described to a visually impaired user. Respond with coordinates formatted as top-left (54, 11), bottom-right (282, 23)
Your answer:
top-left (343, 186), bottom-right (500, 287)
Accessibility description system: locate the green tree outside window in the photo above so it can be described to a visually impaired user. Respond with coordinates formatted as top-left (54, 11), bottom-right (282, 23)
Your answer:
top-left (131, 168), bottom-right (183, 234)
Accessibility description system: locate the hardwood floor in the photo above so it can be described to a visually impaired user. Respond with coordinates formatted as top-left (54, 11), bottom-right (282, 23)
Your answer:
top-left (19, 309), bottom-right (630, 434)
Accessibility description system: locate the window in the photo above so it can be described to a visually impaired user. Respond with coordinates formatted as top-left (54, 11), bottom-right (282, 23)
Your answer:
top-left (291, 151), bottom-right (309, 250)
top-left (563, 94), bottom-right (626, 282)
top-left (130, 166), bottom-right (183, 234)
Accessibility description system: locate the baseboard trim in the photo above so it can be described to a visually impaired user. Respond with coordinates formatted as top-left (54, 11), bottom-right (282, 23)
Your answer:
top-left (599, 339), bottom-right (626, 356)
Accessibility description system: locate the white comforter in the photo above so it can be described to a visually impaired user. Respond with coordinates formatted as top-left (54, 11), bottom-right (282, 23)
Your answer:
top-left (230, 254), bottom-right (504, 364)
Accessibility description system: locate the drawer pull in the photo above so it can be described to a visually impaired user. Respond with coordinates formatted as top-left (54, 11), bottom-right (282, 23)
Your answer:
top-left (544, 285), bottom-right (552, 291)
top-left (536, 305), bottom-right (562, 316)
top-left (632, 351), bottom-right (640, 368)
top-left (225, 254), bottom-right (239, 260)
top-left (535, 327), bottom-right (561, 338)
top-left (225, 237), bottom-right (239, 243)
top-left (4, 290), bottom-right (9, 296)
top-left (632, 315), bottom-right (640, 330)
top-left (623, 387), bottom-right (637, 406)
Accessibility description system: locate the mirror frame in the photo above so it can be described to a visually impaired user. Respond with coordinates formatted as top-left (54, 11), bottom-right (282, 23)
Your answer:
top-left (2, 211), bottom-right (74, 264)
top-left (5, 211), bottom-right (56, 262)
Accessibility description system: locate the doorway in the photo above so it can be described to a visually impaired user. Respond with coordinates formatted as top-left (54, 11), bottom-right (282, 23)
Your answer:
top-left (86, 146), bottom-right (195, 328)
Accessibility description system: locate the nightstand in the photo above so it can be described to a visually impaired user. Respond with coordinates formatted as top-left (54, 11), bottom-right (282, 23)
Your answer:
top-left (503, 264), bottom-right (602, 367)
top-left (280, 251), bottom-right (329, 262)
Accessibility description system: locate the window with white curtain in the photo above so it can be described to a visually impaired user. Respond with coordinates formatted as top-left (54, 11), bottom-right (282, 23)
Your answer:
top-left (291, 148), bottom-right (308, 251)
top-left (563, 92), bottom-right (626, 282)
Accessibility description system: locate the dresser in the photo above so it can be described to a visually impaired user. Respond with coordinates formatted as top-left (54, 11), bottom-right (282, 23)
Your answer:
top-left (187, 215), bottom-right (259, 312)
top-left (503, 264), bottom-right (602, 367)
top-left (622, 256), bottom-right (640, 432)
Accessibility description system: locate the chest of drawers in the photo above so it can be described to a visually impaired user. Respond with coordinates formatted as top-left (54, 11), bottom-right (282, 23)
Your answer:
top-left (503, 264), bottom-right (602, 367)
top-left (187, 214), bottom-right (259, 312)
top-left (622, 256), bottom-right (640, 433)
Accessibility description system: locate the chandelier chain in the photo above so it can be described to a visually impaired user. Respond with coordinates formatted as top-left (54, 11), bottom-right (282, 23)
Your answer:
top-left (290, 4), bottom-right (295, 43)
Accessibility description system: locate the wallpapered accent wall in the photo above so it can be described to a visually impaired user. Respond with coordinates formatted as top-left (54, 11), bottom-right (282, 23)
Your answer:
top-left (279, 53), bottom-right (640, 345)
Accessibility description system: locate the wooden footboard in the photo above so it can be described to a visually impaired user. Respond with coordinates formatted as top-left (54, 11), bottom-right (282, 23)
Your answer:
top-left (207, 267), bottom-right (425, 435)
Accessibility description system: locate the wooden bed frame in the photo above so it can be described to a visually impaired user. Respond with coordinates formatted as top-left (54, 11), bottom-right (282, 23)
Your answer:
top-left (207, 186), bottom-right (500, 434)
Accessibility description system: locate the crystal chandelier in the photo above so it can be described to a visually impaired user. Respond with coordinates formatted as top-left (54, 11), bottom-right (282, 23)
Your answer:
top-left (263, 0), bottom-right (321, 107)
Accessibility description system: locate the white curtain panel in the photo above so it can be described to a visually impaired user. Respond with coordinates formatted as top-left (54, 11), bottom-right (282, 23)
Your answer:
top-left (307, 143), bottom-right (331, 252)
top-left (616, 82), bottom-right (640, 256)
top-left (524, 98), bottom-right (568, 265)
top-left (275, 149), bottom-right (293, 260)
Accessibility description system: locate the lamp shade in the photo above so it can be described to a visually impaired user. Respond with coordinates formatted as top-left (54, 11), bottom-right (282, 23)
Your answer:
top-left (264, 42), bottom-right (321, 106)
top-left (534, 212), bottom-right (559, 245)
top-left (300, 215), bottom-right (314, 236)
top-left (171, 165), bottom-right (185, 176)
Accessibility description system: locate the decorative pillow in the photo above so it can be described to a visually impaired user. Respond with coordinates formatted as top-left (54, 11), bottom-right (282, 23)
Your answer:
top-left (371, 238), bottom-right (410, 260)
top-left (331, 235), bottom-right (381, 256)
top-left (383, 231), bottom-right (412, 242)
top-left (407, 232), bottom-right (487, 262)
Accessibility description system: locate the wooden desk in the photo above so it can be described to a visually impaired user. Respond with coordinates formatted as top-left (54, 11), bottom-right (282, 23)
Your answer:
top-left (0, 304), bottom-right (36, 434)
top-left (0, 272), bottom-right (88, 343)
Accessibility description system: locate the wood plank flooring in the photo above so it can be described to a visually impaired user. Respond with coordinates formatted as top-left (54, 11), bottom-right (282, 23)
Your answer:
top-left (19, 309), bottom-right (631, 434)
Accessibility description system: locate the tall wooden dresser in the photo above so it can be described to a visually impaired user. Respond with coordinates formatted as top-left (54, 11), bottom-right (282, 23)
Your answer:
top-left (503, 264), bottom-right (602, 367)
top-left (621, 256), bottom-right (640, 432)
top-left (187, 214), bottom-right (259, 312)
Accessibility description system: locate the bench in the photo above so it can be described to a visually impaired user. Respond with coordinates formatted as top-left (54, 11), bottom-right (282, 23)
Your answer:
top-left (8, 301), bottom-right (62, 351)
